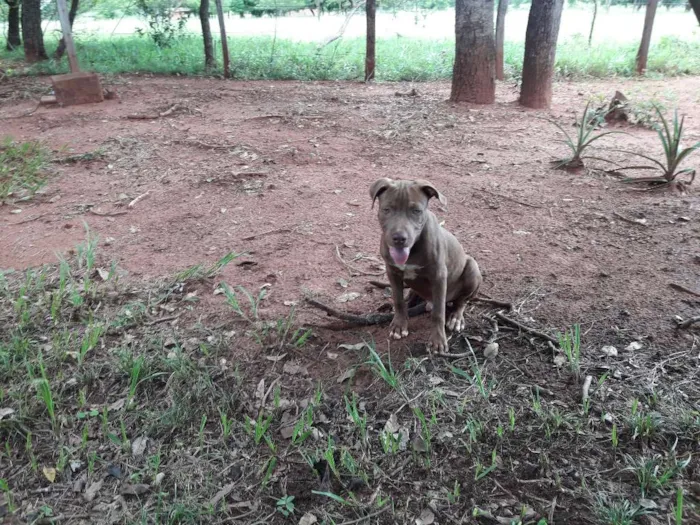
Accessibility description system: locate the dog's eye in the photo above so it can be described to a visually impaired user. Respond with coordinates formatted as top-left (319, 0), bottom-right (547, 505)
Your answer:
top-left (382, 208), bottom-right (392, 214)
top-left (411, 208), bottom-right (422, 216)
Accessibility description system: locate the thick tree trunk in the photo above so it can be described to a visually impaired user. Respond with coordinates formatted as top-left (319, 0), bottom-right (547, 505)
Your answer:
top-left (690, 0), bottom-right (700, 24)
top-left (588, 0), bottom-right (598, 46)
top-left (5, 0), bottom-right (21, 51)
top-left (495, 0), bottom-right (509, 81)
top-left (199, 0), bottom-right (216, 70)
top-left (365, 0), bottom-right (376, 81)
top-left (450, 0), bottom-right (495, 104)
top-left (21, 0), bottom-right (48, 62)
top-left (55, 0), bottom-right (79, 59)
top-left (519, 0), bottom-right (565, 109)
top-left (635, 0), bottom-right (658, 75)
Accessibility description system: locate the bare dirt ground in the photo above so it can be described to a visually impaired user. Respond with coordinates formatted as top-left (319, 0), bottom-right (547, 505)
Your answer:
top-left (1, 75), bottom-right (700, 524)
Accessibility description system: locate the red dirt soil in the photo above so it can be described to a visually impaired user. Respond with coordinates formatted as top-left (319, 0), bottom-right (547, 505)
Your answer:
top-left (2, 76), bottom-right (699, 352)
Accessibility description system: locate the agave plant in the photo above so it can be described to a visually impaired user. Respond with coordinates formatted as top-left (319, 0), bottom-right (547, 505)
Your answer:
top-left (547, 102), bottom-right (623, 170)
top-left (619, 106), bottom-right (699, 190)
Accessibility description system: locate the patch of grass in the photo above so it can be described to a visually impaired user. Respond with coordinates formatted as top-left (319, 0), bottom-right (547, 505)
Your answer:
top-left (0, 137), bottom-right (50, 202)
top-left (558, 324), bottom-right (581, 375)
top-left (2, 34), bottom-right (700, 81)
top-left (595, 495), bottom-right (647, 525)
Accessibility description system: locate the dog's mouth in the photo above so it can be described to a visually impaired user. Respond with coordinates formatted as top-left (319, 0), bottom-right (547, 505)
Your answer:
top-left (389, 246), bottom-right (410, 266)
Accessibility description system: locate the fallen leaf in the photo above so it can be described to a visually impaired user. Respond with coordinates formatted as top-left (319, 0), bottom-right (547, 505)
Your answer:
top-left (43, 467), bottom-right (56, 483)
top-left (428, 375), bottom-right (444, 386)
top-left (415, 508), bottom-right (435, 525)
top-left (326, 351), bottom-right (338, 360)
top-left (84, 479), bottom-right (103, 502)
top-left (283, 362), bottom-right (309, 376)
top-left (412, 434), bottom-right (428, 453)
top-left (121, 484), bottom-right (149, 496)
top-left (131, 436), bottom-right (149, 458)
top-left (283, 300), bottom-right (297, 306)
top-left (209, 482), bottom-right (236, 508)
top-left (338, 342), bottom-right (369, 351)
top-left (384, 413), bottom-right (400, 434)
top-left (337, 368), bottom-right (356, 383)
top-left (154, 473), bottom-right (165, 486)
top-left (553, 354), bottom-right (567, 367)
top-left (265, 354), bottom-right (287, 362)
top-left (96, 268), bottom-right (110, 281)
top-left (337, 278), bottom-right (349, 288)
top-left (108, 398), bottom-right (126, 412)
top-left (299, 513), bottom-right (318, 525)
top-left (639, 498), bottom-right (658, 510)
top-left (625, 341), bottom-right (643, 351)
top-left (336, 292), bottom-right (360, 303)
top-left (0, 408), bottom-right (15, 420)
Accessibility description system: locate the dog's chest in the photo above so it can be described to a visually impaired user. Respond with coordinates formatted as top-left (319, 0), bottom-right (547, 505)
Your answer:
top-left (395, 263), bottom-right (422, 281)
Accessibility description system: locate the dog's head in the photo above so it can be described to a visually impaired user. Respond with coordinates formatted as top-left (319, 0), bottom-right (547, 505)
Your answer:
top-left (369, 178), bottom-right (446, 265)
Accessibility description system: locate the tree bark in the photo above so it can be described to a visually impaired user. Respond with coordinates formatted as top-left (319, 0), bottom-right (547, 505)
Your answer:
top-left (21, 0), bottom-right (48, 62)
top-left (365, 0), bottom-right (376, 81)
top-left (635, 0), bottom-right (658, 75)
top-left (690, 0), bottom-right (700, 24)
top-left (214, 0), bottom-right (230, 77)
top-left (450, 0), bottom-right (495, 104)
top-left (199, 0), bottom-right (216, 70)
top-left (5, 0), bottom-right (21, 51)
top-left (495, 0), bottom-right (509, 81)
top-left (519, 0), bottom-right (565, 109)
top-left (588, 0), bottom-right (598, 46)
top-left (55, 0), bottom-right (79, 60)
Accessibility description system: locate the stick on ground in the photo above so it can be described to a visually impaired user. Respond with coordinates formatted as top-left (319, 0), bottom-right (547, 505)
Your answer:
top-left (305, 297), bottom-right (426, 326)
top-left (489, 311), bottom-right (559, 345)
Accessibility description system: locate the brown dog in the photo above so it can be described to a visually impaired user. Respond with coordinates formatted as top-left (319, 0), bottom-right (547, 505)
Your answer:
top-left (370, 178), bottom-right (482, 353)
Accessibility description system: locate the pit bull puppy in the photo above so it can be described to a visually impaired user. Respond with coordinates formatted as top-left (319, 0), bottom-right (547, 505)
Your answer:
top-left (370, 178), bottom-right (482, 353)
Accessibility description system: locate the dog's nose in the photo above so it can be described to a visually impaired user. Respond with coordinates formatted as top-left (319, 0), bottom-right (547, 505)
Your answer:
top-left (392, 233), bottom-right (407, 247)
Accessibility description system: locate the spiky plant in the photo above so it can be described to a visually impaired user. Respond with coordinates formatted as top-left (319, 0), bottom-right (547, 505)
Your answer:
top-left (619, 106), bottom-right (698, 190)
top-left (547, 102), bottom-right (623, 170)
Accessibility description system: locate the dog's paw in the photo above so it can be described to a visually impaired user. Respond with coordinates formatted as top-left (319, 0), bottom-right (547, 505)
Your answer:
top-left (426, 330), bottom-right (449, 354)
top-left (446, 312), bottom-right (465, 333)
top-left (389, 317), bottom-right (409, 340)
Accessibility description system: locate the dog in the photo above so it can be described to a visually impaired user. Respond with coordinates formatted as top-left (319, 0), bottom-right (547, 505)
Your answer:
top-left (370, 178), bottom-right (482, 353)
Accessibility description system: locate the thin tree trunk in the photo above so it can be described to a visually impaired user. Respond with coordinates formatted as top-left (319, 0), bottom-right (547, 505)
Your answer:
top-left (5, 0), bottom-right (21, 51)
top-left (635, 0), bottom-right (658, 75)
top-left (199, 0), bottom-right (216, 70)
top-left (365, 0), bottom-right (376, 81)
top-left (519, 0), bottom-right (565, 109)
top-left (495, 0), bottom-right (509, 81)
top-left (21, 0), bottom-right (48, 62)
top-left (688, 0), bottom-right (699, 24)
top-left (55, 0), bottom-right (79, 59)
top-left (214, 0), bottom-right (230, 78)
top-left (450, 0), bottom-right (495, 104)
top-left (588, 0), bottom-right (598, 46)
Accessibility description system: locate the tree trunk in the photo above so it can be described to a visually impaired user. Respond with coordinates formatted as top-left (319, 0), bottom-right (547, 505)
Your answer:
top-left (199, 0), bottom-right (216, 70)
top-left (635, 0), bottom-right (658, 75)
top-left (365, 0), bottom-right (376, 81)
top-left (450, 0), bottom-right (495, 104)
top-left (21, 0), bottom-right (48, 62)
top-left (495, 0), bottom-right (509, 81)
top-left (588, 0), bottom-right (598, 46)
top-left (214, 0), bottom-right (230, 77)
top-left (519, 0), bottom-right (565, 109)
top-left (55, 0), bottom-right (79, 59)
top-left (5, 0), bottom-right (22, 51)
top-left (688, 0), bottom-right (699, 25)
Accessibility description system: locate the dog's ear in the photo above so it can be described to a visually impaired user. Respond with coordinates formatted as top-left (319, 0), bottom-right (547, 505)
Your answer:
top-left (416, 180), bottom-right (447, 207)
top-left (369, 178), bottom-right (393, 209)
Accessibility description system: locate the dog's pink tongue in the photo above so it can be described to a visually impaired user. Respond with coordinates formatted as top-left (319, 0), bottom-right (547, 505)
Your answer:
top-left (389, 247), bottom-right (410, 265)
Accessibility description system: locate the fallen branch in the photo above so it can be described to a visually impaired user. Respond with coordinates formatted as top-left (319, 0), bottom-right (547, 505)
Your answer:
top-left (669, 282), bottom-right (700, 298)
top-left (89, 209), bottom-right (127, 217)
top-left (12, 213), bottom-right (48, 224)
top-left (305, 297), bottom-right (426, 326)
top-left (242, 227), bottom-right (291, 241)
top-left (612, 211), bottom-right (647, 227)
top-left (582, 375), bottom-right (593, 404)
top-left (676, 316), bottom-right (700, 329)
top-left (128, 191), bottom-right (150, 209)
top-left (489, 312), bottom-right (559, 345)
top-left (479, 188), bottom-right (543, 209)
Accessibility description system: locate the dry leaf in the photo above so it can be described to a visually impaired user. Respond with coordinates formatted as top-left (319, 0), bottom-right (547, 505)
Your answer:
top-left (415, 508), bottom-right (435, 525)
top-left (601, 345), bottom-right (618, 357)
top-left (338, 342), bottom-right (369, 351)
top-left (0, 408), bottom-right (15, 420)
top-left (42, 467), bottom-right (56, 483)
top-left (121, 484), bottom-right (149, 496)
top-left (84, 479), bottom-right (103, 502)
top-left (265, 354), bottom-right (287, 362)
top-left (484, 342), bottom-right (499, 359)
top-left (299, 513), bottom-right (318, 525)
top-left (131, 436), bottom-right (149, 458)
top-left (283, 362), bottom-right (309, 376)
top-left (626, 341), bottom-right (642, 351)
top-left (209, 482), bottom-right (236, 508)
top-left (336, 292), bottom-right (360, 303)
top-left (337, 368), bottom-right (356, 383)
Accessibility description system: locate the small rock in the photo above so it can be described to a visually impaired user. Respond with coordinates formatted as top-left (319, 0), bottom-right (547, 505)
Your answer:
top-left (154, 473), bottom-right (165, 486)
top-left (625, 341), bottom-right (643, 351)
top-left (601, 345), bottom-right (618, 357)
top-left (336, 292), bottom-right (360, 303)
top-left (131, 436), bottom-right (149, 458)
top-left (299, 513), bottom-right (318, 525)
top-left (484, 342), bottom-right (499, 359)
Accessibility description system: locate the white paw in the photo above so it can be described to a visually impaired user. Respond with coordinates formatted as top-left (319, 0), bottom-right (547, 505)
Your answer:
top-left (446, 313), bottom-right (465, 333)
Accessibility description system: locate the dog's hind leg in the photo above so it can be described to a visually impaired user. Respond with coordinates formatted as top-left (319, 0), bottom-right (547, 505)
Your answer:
top-left (446, 258), bottom-right (482, 333)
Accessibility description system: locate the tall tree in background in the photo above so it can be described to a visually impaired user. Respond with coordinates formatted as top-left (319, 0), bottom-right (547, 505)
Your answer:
top-left (55, 0), bottom-right (79, 59)
top-left (199, 0), bottom-right (216, 70)
top-left (635, 0), bottom-right (658, 74)
top-left (691, 0), bottom-right (700, 24)
top-left (519, 0), bottom-right (564, 109)
top-left (365, 0), bottom-right (376, 81)
top-left (21, 0), bottom-right (48, 62)
top-left (5, 0), bottom-right (22, 51)
top-left (495, 0), bottom-right (509, 81)
top-left (450, 0), bottom-right (495, 104)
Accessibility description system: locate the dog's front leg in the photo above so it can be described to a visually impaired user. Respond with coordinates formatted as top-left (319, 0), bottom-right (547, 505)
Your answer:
top-left (387, 268), bottom-right (408, 339)
top-left (427, 267), bottom-right (449, 353)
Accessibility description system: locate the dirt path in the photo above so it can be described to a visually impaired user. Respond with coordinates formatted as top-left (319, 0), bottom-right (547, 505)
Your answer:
top-left (2, 76), bottom-right (699, 353)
